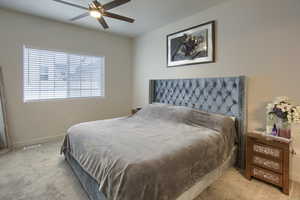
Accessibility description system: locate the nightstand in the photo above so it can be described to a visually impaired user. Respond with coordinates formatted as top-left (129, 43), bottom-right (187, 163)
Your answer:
top-left (131, 107), bottom-right (142, 115)
top-left (245, 132), bottom-right (291, 194)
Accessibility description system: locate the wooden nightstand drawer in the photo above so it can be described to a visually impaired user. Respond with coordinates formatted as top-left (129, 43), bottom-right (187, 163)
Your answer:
top-left (252, 166), bottom-right (282, 186)
top-left (245, 132), bottom-right (291, 194)
top-left (252, 155), bottom-right (282, 173)
top-left (253, 143), bottom-right (282, 160)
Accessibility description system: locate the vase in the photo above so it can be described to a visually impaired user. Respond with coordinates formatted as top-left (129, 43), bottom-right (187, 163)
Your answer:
top-left (277, 121), bottom-right (291, 139)
top-left (266, 114), bottom-right (277, 135)
top-left (266, 115), bottom-right (291, 139)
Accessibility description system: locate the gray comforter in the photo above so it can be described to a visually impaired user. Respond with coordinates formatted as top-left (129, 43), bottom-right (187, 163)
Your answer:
top-left (61, 103), bottom-right (236, 200)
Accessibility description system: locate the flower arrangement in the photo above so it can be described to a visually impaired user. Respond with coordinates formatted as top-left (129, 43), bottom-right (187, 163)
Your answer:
top-left (267, 97), bottom-right (300, 124)
top-left (266, 97), bottom-right (300, 139)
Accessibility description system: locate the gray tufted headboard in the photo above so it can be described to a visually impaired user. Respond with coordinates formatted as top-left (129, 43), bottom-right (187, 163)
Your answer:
top-left (149, 76), bottom-right (247, 168)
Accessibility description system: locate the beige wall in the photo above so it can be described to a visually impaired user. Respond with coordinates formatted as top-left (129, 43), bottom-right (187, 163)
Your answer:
top-left (132, 0), bottom-right (300, 181)
top-left (0, 9), bottom-right (133, 147)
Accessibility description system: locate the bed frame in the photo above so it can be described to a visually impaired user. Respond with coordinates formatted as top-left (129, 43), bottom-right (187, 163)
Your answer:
top-left (149, 76), bottom-right (247, 168)
top-left (65, 76), bottom-right (247, 200)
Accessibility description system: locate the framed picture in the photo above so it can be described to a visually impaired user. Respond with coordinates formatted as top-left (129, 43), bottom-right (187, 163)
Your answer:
top-left (167, 21), bottom-right (215, 67)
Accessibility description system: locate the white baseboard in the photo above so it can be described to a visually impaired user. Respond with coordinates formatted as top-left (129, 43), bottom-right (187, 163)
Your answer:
top-left (13, 134), bottom-right (65, 149)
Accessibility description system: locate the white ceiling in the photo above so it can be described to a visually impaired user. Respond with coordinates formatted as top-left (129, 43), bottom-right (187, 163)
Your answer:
top-left (0, 0), bottom-right (227, 37)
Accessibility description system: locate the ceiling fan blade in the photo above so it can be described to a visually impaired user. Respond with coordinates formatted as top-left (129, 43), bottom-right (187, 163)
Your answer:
top-left (104, 12), bottom-right (134, 23)
top-left (70, 12), bottom-right (90, 21)
top-left (92, 0), bottom-right (101, 8)
top-left (98, 17), bottom-right (109, 29)
top-left (103, 0), bottom-right (131, 10)
top-left (53, 0), bottom-right (88, 10)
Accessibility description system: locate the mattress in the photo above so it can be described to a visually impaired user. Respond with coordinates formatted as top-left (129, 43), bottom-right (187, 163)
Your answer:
top-left (62, 103), bottom-right (237, 200)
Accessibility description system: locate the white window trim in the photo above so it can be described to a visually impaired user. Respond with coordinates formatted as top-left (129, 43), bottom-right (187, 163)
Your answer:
top-left (22, 45), bottom-right (106, 103)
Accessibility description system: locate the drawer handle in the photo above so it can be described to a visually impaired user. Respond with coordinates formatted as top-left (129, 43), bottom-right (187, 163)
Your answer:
top-left (253, 144), bottom-right (281, 158)
top-left (253, 168), bottom-right (280, 184)
top-left (253, 156), bottom-right (280, 170)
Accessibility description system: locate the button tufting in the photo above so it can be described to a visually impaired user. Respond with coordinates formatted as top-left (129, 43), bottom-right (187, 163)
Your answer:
top-left (152, 78), bottom-right (241, 118)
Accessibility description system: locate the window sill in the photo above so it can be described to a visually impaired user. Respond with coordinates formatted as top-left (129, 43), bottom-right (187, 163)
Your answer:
top-left (23, 96), bottom-right (106, 103)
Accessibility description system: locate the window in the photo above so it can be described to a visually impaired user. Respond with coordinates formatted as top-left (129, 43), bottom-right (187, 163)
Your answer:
top-left (23, 46), bottom-right (105, 102)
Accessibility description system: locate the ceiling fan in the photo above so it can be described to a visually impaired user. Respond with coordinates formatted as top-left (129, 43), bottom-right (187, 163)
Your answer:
top-left (53, 0), bottom-right (135, 29)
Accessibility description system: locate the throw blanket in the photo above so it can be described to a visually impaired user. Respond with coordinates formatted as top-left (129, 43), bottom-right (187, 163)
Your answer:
top-left (61, 103), bottom-right (236, 200)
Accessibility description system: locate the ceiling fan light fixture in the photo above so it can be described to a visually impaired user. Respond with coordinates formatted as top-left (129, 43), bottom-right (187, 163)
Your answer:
top-left (90, 10), bottom-right (102, 18)
top-left (54, 0), bottom-right (135, 29)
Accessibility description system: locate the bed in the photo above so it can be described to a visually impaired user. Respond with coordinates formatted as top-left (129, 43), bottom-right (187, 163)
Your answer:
top-left (61, 76), bottom-right (246, 200)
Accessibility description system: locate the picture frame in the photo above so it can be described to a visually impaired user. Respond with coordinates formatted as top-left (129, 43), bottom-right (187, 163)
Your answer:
top-left (167, 21), bottom-right (215, 67)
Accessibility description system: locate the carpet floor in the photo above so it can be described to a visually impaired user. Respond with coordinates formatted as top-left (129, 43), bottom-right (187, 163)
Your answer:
top-left (0, 141), bottom-right (299, 200)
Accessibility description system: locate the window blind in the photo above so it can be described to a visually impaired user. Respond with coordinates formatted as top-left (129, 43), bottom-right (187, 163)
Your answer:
top-left (23, 46), bottom-right (105, 102)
